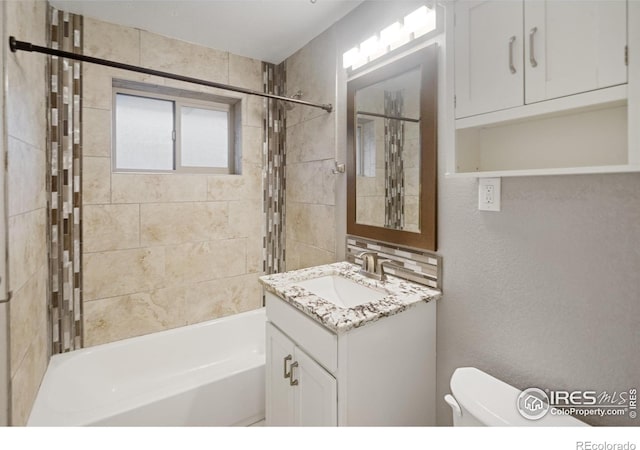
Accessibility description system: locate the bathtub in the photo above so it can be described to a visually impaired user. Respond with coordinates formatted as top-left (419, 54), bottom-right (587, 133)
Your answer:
top-left (28, 307), bottom-right (266, 426)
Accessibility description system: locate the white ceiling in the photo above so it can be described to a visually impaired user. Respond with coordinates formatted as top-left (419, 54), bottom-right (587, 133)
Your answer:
top-left (50, 0), bottom-right (364, 63)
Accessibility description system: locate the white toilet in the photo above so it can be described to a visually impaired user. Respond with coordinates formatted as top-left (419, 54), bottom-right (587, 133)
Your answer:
top-left (445, 367), bottom-right (589, 426)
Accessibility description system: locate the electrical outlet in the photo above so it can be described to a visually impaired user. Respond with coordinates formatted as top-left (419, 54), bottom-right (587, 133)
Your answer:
top-left (478, 177), bottom-right (501, 211)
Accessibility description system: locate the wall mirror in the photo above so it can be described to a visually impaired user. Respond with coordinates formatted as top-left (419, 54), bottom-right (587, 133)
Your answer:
top-left (347, 44), bottom-right (438, 250)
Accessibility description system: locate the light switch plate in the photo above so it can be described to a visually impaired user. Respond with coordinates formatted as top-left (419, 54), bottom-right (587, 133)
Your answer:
top-left (478, 177), bottom-right (501, 211)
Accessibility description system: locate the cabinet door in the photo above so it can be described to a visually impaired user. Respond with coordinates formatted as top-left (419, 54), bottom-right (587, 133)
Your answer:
top-left (293, 348), bottom-right (337, 426)
top-left (454, 0), bottom-right (524, 118)
top-left (265, 323), bottom-right (296, 426)
top-left (524, 0), bottom-right (627, 104)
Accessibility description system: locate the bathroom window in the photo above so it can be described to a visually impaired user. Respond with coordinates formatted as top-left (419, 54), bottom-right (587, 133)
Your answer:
top-left (356, 118), bottom-right (376, 177)
top-left (113, 82), bottom-right (238, 174)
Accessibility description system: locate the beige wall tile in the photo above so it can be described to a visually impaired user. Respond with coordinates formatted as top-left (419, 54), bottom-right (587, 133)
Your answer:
top-left (84, 204), bottom-right (140, 253)
top-left (405, 168), bottom-right (420, 197)
top-left (185, 274), bottom-right (262, 325)
top-left (301, 113), bottom-right (336, 162)
top-left (356, 175), bottom-right (379, 197)
top-left (404, 138), bottom-right (420, 169)
top-left (244, 95), bottom-right (264, 128)
top-left (229, 54), bottom-right (263, 91)
top-left (165, 239), bottom-right (247, 285)
top-left (8, 209), bottom-right (46, 293)
top-left (285, 121), bottom-right (303, 163)
top-left (285, 238), bottom-right (336, 272)
top-left (83, 157), bottom-right (111, 204)
top-left (287, 202), bottom-right (336, 253)
top-left (8, 137), bottom-right (45, 217)
top-left (112, 173), bottom-right (208, 203)
top-left (84, 17), bottom-right (140, 64)
top-left (5, 0), bottom-right (47, 426)
top-left (140, 202), bottom-right (229, 246)
top-left (140, 31), bottom-right (229, 83)
top-left (242, 125), bottom-right (264, 166)
top-left (356, 196), bottom-right (385, 228)
top-left (84, 286), bottom-right (187, 347)
top-left (5, 0), bottom-right (47, 148)
top-left (286, 113), bottom-right (335, 164)
top-left (207, 167), bottom-right (262, 201)
top-left (246, 238), bottom-right (264, 274)
top-left (83, 65), bottom-right (146, 110)
top-left (83, 107), bottom-right (112, 157)
top-left (228, 199), bottom-right (263, 239)
top-left (10, 329), bottom-right (47, 426)
top-left (83, 248), bottom-right (165, 301)
top-left (286, 160), bottom-right (336, 206)
top-left (286, 30), bottom-right (337, 125)
top-left (9, 264), bottom-right (46, 379)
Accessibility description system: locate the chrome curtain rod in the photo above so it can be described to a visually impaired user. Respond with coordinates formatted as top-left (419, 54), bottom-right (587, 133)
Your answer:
top-left (356, 110), bottom-right (420, 123)
top-left (8, 36), bottom-right (333, 113)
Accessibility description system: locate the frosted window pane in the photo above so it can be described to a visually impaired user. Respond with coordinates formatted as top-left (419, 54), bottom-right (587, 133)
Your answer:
top-left (115, 94), bottom-right (174, 170)
top-left (181, 107), bottom-right (229, 168)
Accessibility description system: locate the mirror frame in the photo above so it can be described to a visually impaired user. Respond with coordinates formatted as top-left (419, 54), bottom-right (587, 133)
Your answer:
top-left (346, 44), bottom-right (438, 251)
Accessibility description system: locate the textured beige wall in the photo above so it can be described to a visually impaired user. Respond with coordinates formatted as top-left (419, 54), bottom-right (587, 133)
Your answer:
top-left (292, 0), bottom-right (640, 427)
top-left (4, 0), bottom-right (49, 426)
top-left (82, 17), bottom-right (265, 346)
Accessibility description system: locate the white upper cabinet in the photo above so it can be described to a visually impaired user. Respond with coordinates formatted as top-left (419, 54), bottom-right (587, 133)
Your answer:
top-left (454, 0), bottom-right (628, 119)
top-left (447, 0), bottom-right (640, 177)
top-left (454, 1), bottom-right (524, 118)
top-left (524, 0), bottom-right (627, 104)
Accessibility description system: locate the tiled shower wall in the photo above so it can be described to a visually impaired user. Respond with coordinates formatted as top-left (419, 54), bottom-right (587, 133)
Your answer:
top-left (285, 29), bottom-right (339, 270)
top-left (4, 0), bottom-right (48, 425)
top-left (81, 17), bottom-right (265, 346)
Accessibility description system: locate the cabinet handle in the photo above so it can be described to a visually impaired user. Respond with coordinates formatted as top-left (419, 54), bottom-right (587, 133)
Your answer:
top-left (283, 354), bottom-right (293, 379)
top-left (529, 27), bottom-right (538, 68)
top-left (289, 361), bottom-right (299, 386)
top-left (508, 36), bottom-right (516, 74)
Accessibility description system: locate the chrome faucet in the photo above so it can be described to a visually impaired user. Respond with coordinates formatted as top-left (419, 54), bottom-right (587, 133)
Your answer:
top-left (357, 252), bottom-right (404, 281)
top-left (357, 251), bottom-right (380, 279)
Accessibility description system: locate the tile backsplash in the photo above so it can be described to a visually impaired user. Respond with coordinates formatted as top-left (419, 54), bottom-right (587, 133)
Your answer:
top-left (346, 235), bottom-right (442, 290)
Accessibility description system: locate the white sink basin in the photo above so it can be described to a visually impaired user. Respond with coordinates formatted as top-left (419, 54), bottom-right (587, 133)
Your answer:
top-left (292, 275), bottom-right (386, 308)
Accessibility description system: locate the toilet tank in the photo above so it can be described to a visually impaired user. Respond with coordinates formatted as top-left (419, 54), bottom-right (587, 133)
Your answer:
top-left (446, 367), bottom-right (589, 426)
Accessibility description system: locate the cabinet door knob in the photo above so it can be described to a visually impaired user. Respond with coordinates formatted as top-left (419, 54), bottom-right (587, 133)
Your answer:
top-left (508, 36), bottom-right (517, 74)
top-left (283, 354), bottom-right (293, 379)
top-left (289, 361), bottom-right (299, 386)
top-left (529, 27), bottom-right (538, 68)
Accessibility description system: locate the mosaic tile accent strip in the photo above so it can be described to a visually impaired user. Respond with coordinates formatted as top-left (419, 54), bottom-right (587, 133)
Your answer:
top-left (346, 235), bottom-right (442, 290)
top-left (262, 62), bottom-right (287, 276)
top-left (47, 7), bottom-right (83, 353)
top-left (384, 90), bottom-right (405, 229)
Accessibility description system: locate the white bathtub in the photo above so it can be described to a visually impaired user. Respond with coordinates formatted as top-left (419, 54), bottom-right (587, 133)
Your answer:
top-left (28, 308), bottom-right (266, 426)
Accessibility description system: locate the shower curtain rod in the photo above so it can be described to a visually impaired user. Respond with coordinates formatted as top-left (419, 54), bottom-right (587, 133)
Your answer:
top-left (8, 36), bottom-right (333, 113)
top-left (356, 110), bottom-right (420, 123)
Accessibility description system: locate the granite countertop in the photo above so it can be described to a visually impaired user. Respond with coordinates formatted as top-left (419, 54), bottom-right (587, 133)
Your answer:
top-left (259, 261), bottom-right (442, 334)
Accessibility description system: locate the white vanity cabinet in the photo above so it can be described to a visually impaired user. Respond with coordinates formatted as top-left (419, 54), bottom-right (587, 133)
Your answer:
top-left (264, 292), bottom-right (437, 426)
top-left (266, 323), bottom-right (337, 426)
top-left (455, 0), bottom-right (627, 119)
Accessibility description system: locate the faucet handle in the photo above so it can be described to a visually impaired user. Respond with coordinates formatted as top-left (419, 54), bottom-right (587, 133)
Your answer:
top-left (377, 259), bottom-right (402, 281)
